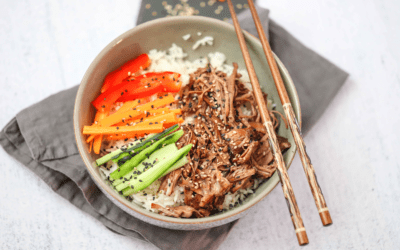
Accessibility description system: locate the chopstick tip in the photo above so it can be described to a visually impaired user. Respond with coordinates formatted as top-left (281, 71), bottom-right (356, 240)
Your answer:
top-left (320, 210), bottom-right (333, 226)
top-left (296, 230), bottom-right (309, 246)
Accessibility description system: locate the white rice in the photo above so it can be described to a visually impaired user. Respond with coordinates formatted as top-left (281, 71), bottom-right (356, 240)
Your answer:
top-left (192, 36), bottom-right (214, 50)
top-left (100, 43), bottom-right (263, 214)
top-left (182, 34), bottom-right (191, 41)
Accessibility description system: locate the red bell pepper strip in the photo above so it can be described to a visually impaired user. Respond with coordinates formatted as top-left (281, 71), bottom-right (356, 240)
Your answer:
top-left (118, 72), bottom-right (179, 91)
top-left (162, 75), bottom-right (182, 92)
top-left (136, 72), bottom-right (181, 92)
top-left (130, 72), bottom-right (179, 85)
top-left (116, 82), bottom-right (164, 102)
top-left (117, 72), bottom-right (181, 101)
top-left (101, 54), bottom-right (151, 93)
top-left (92, 72), bottom-right (181, 111)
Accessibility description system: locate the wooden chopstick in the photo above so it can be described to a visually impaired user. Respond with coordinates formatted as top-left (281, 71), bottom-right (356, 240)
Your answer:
top-left (245, 0), bottom-right (332, 227)
top-left (226, 0), bottom-right (309, 246)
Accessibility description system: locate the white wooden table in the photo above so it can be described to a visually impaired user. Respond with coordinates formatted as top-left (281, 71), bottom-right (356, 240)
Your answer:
top-left (1, 0), bottom-right (399, 249)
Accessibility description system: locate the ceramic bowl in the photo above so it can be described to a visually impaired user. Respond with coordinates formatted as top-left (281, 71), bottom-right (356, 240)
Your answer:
top-left (74, 16), bottom-right (301, 230)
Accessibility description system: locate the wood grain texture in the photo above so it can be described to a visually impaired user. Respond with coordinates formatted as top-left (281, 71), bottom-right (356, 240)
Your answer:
top-left (246, 0), bottom-right (332, 226)
top-left (265, 121), bottom-right (308, 245)
top-left (227, 0), bottom-right (308, 245)
top-left (283, 103), bottom-right (332, 226)
top-left (245, 0), bottom-right (291, 105)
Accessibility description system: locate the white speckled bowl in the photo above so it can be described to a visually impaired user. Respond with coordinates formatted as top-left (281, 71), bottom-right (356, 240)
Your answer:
top-left (74, 16), bottom-right (301, 230)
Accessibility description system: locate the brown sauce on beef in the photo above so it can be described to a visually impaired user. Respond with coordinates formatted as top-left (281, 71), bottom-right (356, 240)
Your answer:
top-left (155, 64), bottom-right (291, 218)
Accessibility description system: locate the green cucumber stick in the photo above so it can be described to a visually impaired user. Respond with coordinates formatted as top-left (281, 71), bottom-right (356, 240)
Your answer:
top-left (110, 130), bottom-right (184, 181)
top-left (96, 138), bottom-right (145, 166)
top-left (112, 130), bottom-right (184, 180)
top-left (160, 155), bottom-right (188, 178)
top-left (112, 143), bottom-right (178, 187)
top-left (110, 136), bottom-right (170, 181)
top-left (115, 143), bottom-right (178, 190)
top-left (118, 144), bottom-right (193, 195)
top-left (121, 155), bottom-right (188, 195)
top-left (112, 125), bottom-right (180, 163)
top-left (96, 124), bottom-right (179, 166)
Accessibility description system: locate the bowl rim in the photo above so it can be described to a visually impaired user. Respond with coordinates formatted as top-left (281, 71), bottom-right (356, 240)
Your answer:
top-left (74, 15), bottom-right (302, 227)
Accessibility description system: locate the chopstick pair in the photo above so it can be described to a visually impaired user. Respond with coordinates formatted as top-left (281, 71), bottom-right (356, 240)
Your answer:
top-left (226, 0), bottom-right (332, 246)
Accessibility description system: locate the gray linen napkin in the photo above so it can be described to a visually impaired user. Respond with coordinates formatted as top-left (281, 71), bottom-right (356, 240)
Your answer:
top-left (0, 4), bottom-right (348, 250)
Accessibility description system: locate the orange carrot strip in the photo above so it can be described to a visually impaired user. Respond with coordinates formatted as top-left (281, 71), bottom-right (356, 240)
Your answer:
top-left (86, 111), bottom-right (108, 143)
top-left (135, 94), bottom-right (175, 112)
top-left (113, 113), bottom-right (149, 127)
top-left (86, 134), bottom-right (96, 143)
top-left (113, 98), bottom-right (143, 115)
top-left (113, 121), bottom-right (130, 127)
top-left (99, 110), bottom-right (143, 127)
top-left (142, 112), bottom-right (177, 124)
top-left (104, 133), bottom-right (148, 141)
top-left (129, 112), bottom-right (175, 125)
top-left (83, 123), bottom-right (163, 135)
top-left (130, 113), bottom-right (179, 129)
top-left (93, 135), bottom-right (103, 154)
top-left (99, 94), bottom-right (175, 127)
top-left (171, 109), bottom-right (181, 115)
top-left (150, 108), bottom-right (181, 116)
top-left (92, 111), bottom-right (108, 154)
top-left (148, 107), bottom-right (171, 115)
top-left (102, 110), bottom-right (179, 141)
top-left (163, 118), bottom-right (180, 127)
top-left (95, 110), bottom-right (109, 122)
top-left (115, 108), bottom-right (180, 126)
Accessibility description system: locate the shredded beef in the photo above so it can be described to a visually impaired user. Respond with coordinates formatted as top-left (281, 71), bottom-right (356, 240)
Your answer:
top-left (152, 64), bottom-right (291, 218)
top-left (151, 203), bottom-right (209, 218)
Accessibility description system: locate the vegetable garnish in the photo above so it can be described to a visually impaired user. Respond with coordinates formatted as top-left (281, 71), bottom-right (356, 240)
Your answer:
top-left (104, 115), bottom-right (182, 141)
top-left (119, 144), bottom-right (193, 196)
top-left (116, 72), bottom-right (181, 102)
top-left (116, 82), bottom-right (164, 103)
top-left (109, 129), bottom-right (184, 181)
top-left (87, 110), bottom-right (108, 152)
top-left (111, 143), bottom-right (180, 188)
top-left (141, 72), bottom-right (182, 92)
top-left (104, 133), bottom-right (146, 141)
top-left (98, 110), bottom-right (144, 127)
top-left (93, 135), bottom-right (103, 154)
top-left (148, 107), bottom-right (173, 115)
top-left (83, 123), bottom-right (163, 135)
top-left (86, 134), bottom-right (96, 143)
top-left (92, 72), bottom-right (180, 111)
top-left (121, 156), bottom-right (188, 196)
top-left (137, 112), bottom-right (179, 127)
top-left (95, 124), bottom-right (179, 166)
top-left (112, 108), bottom-right (180, 127)
top-left (86, 52), bottom-right (183, 160)
top-left (101, 53), bottom-right (151, 93)
top-left (94, 94), bottom-right (176, 128)
top-left (113, 99), bottom-right (143, 114)
top-left (134, 94), bottom-right (175, 112)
